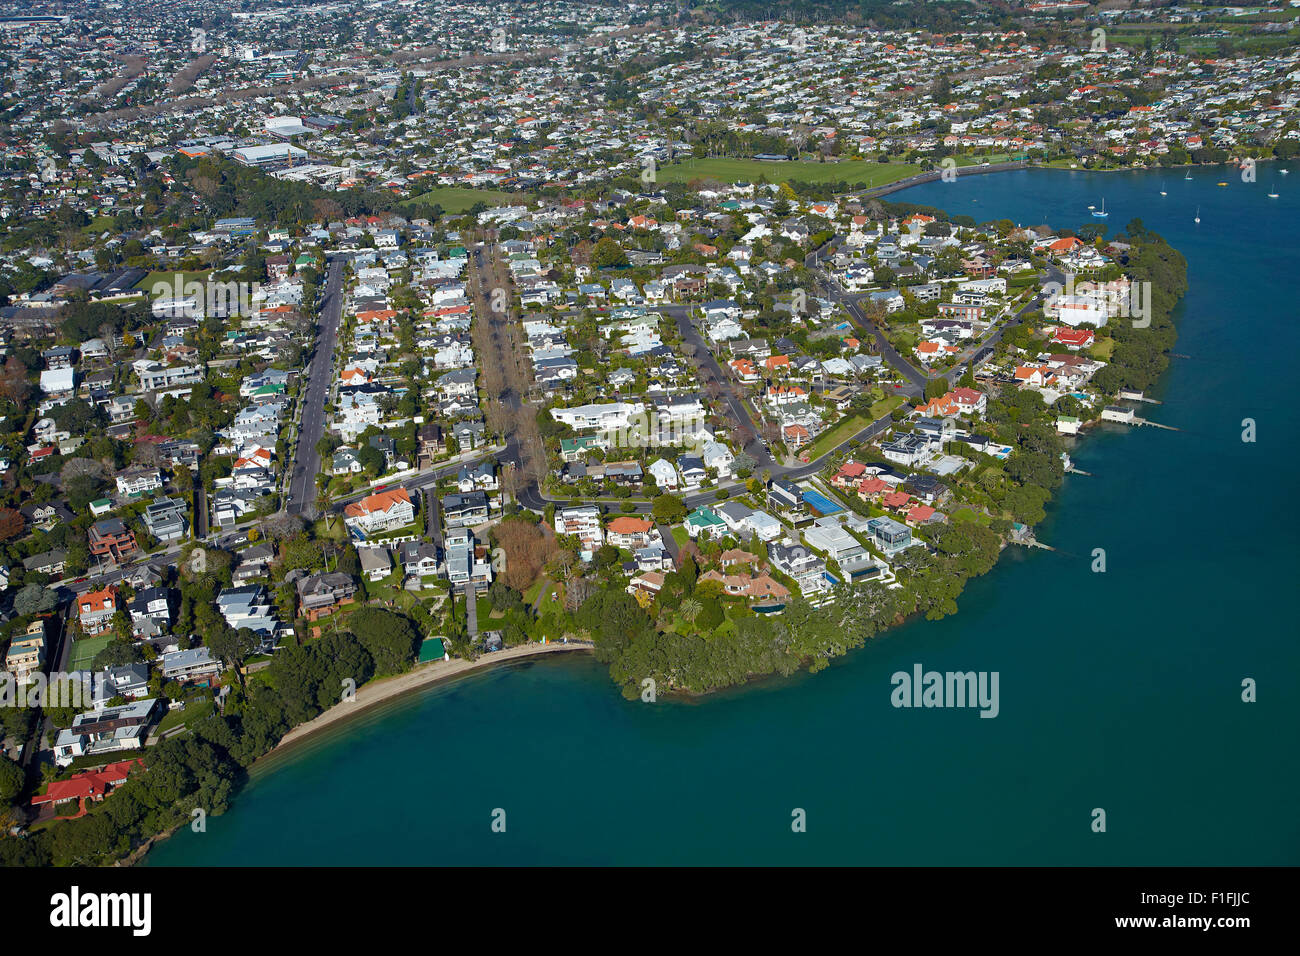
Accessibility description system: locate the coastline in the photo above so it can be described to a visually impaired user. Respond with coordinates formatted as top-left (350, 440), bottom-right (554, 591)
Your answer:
top-left (262, 640), bottom-right (592, 761)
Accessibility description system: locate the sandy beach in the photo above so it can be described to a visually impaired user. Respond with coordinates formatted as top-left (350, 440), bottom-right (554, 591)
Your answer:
top-left (267, 641), bottom-right (592, 756)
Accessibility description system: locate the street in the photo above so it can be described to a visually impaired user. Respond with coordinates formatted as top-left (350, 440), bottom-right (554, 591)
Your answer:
top-left (286, 255), bottom-right (345, 518)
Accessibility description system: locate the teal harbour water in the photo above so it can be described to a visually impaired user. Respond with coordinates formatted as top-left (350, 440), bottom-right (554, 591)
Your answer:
top-left (149, 166), bottom-right (1300, 865)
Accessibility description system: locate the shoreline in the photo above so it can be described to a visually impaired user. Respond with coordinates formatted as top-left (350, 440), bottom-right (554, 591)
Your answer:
top-left (261, 640), bottom-right (592, 763)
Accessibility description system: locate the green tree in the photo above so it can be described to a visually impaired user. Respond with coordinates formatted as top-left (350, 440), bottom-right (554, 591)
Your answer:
top-left (650, 494), bottom-right (687, 523)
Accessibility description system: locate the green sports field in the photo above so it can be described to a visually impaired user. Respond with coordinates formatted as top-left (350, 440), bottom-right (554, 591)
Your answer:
top-left (652, 157), bottom-right (920, 188)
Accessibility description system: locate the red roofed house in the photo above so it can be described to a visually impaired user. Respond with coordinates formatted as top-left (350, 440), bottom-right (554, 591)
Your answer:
top-left (31, 759), bottom-right (144, 818)
top-left (1047, 236), bottom-right (1085, 255)
top-left (906, 504), bottom-right (938, 526)
top-left (729, 358), bottom-right (758, 383)
top-left (832, 461), bottom-right (867, 489)
top-left (1052, 328), bottom-right (1095, 350)
top-left (857, 476), bottom-right (890, 500)
top-left (343, 487), bottom-right (414, 536)
top-left (79, 586), bottom-right (119, 635)
top-left (783, 423), bottom-right (811, 448)
top-left (605, 516), bottom-right (656, 549)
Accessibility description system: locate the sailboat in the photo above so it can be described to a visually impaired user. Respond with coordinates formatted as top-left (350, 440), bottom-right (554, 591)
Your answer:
top-left (1184, 169), bottom-right (1193, 180)
top-left (1159, 181), bottom-right (1167, 196)
top-left (1194, 205), bottom-right (1201, 224)
top-left (1092, 198), bottom-right (1109, 219)
top-left (1268, 183), bottom-right (1279, 198)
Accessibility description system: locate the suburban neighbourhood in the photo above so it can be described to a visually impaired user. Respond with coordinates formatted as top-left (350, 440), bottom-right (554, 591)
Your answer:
top-left (0, 0), bottom-right (1264, 867)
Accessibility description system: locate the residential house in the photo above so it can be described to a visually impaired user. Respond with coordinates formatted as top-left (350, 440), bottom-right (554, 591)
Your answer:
top-left (344, 488), bottom-right (415, 538)
top-left (88, 518), bottom-right (140, 564)
top-left (78, 587), bottom-right (119, 636)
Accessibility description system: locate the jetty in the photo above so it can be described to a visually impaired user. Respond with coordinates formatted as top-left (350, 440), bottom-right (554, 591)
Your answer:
top-left (1100, 406), bottom-right (1179, 430)
top-left (1134, 416), bottom-right (1179, 431)
top-left (1012, 537), bottom-right (1056, 552)
top-left (1009, 525), bottom-right (1056, 551)
top-left (1065, 466), bottom-right (1093, 476)
top-left (1117, 389), bottom-right (1161, 405)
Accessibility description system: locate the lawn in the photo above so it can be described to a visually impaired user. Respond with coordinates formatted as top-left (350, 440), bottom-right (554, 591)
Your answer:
top-left (522, 578), bottom-right (545, 606)
top-left (401, 186), bottom-right (528, 214)
top-left (68, 635), bottom-right (112, 671)
top-left (153, 699), bottom-right (214, 737)
top-left (653, 157), bottom-right (919, 189)
top-left (1090, 338), bottom-right (1116, 361)
top-left (953, 153), bottom-right (1013, 167)
top-left (535, 582), bottom-right (565, 616)
top-left (803, 396), bottom-right (906, 462)
top-left (952, 507), bottom-right (992, 526)
top-left (804, 416), bottom-right (870, 462)
top-left (134, 271), bottom-right (213, 298)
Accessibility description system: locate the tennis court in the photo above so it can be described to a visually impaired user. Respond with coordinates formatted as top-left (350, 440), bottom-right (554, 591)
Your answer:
top-left (69, 635), bottom-right (111, 670)
top-left (802, 489), bottom-right (843, 515)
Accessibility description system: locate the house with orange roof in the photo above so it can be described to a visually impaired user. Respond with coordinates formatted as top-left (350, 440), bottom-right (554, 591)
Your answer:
top-left (355, 309), bottom-right (398, 325)
top-left (1047, 236), bottom-right (1085, 255)
top-left (79, 586), bottom-right (119, 635)
top-left (764, 354), bottom-right (790, 374)
top-left (881, 491), bottom-right (913, 510)
top-left (343, 487), bottom-right (414, 536)
top-left (765, 384), bottom-right (807, 407)
top-left (729, 358), bottom-right (759, 383)
top-left (605, 516), bottom-right (658, 549)
top-left (783, 423), bottom-right (811, 448)
top-left (1015, 365), bottom-right (1047, 387)
top-left (916, 394), bottom-right (959, 417)
top-left (917, 388), bottom-right (986, 418)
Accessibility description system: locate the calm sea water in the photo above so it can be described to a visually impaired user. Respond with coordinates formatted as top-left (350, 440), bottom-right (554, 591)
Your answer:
top-left (149, 167), bottom-right (1300, 865)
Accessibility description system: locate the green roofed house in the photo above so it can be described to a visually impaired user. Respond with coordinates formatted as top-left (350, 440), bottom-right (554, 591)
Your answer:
top-left (684, 506), bottom-right (727, 540)
top-left (560, 435), bottom-right (607, 462)
top-left (89, 498), bottom-right (114, 517)
top-left (448, 246), bottom-right (467, 259)
top-left (419, 638), bottom-right (448, 663)
top-left (251, 382), bottom-right (286, 399)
